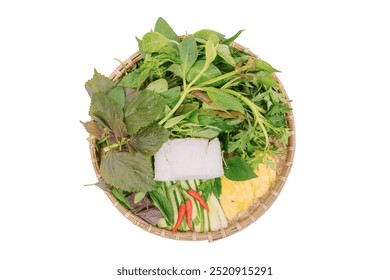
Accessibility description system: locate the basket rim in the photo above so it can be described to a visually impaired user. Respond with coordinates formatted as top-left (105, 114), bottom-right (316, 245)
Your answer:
top-left (89, 40), bottom-right (296, 242)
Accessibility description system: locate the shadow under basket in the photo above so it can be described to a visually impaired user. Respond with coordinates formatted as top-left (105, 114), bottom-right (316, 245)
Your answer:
top-left (89, 41), bottom-right (296, 242)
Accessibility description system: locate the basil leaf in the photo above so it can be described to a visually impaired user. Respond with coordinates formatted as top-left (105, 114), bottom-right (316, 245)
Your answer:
top-left (256, 72), bottom-right (279, 88)
top-left (129, 122), bottom-right (169, 156)
top-left (163, 114), bottom-right (187, 128)
top-left (179, 36), bottom-right (198, 78)
top-left (136, 37), bottom-right (146, 58)
top-left (205, 38), bottom-right (218, 67)
top-left (212, 178), bottom-right (222, 198)
top-left (89, 93), bottom-right (123, 129)
top-left (167, 64), bottom-right (183, 79)
top-left (142, 32), bottom-right (169, 53)
top-left (85, 69), bottom-right (115, 97)
top-left (154, 17), bottom-right (180, 42)
top-left (100, 151), bottom-right (155, 192)
top-left (190, 127), bottom-right (220, 139)
top-left (161, 86), bottom-right (181, 108)
top-left (224, 156), bottom-right (258, 181)
top-left (254, 59), bottom-right (279, 73)
top-left (146, 78), bottom-right (168, 93)
top-left (186, 61), bottom-right (221, 85)
top-left (205, 87), bottom-right (245, 114)
top-left (217, 44), bottom-right (236, 66)
top-left (124, 90), bottom-right (165, 134)
top-left (222, 29), bottom-right (245, 45)
top-left (193, 29), bottom-right (224, 41)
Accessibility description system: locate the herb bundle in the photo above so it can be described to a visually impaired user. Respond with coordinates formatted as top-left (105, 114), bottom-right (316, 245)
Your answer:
top-left (82, 17), bottom-right (292, 231)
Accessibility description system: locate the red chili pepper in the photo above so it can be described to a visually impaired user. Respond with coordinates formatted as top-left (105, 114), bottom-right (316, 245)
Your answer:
top-left (188, 189), bottom-right (209, 211)
top-left (172, 204), bottom-right (186, 234)
top-left (185, 200), bottom-right (192, 230)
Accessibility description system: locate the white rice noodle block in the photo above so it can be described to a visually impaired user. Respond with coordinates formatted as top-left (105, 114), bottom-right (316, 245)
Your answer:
top-left (154, 138), bottom-right (223, 181)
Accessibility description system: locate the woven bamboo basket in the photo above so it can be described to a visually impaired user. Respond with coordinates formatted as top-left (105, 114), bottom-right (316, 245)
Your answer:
top-left (89, 41), bottom-right (295, 242)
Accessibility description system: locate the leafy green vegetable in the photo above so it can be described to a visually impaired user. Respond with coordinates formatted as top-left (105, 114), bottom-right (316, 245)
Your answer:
top-left (149, 187), bottom-right (174, 226)
top-left (222, 29), bottom-right (245, 45)
top-left (129, 122), bottom-right (169, 156)
top-left (186, 61), bottom-right (221, 85)
top-left (224, 156), bottom-right (258, 181)
top-left (133, 192), bottom-right (147, 204)
top-left (179, 36), bottom-right (198, 78)
top-left (142, 32), bottom-right (169, 53)
top-left (146, 78), bottom-right (168, 93)
top-left (108, 85), bottom-right (125, 108)
top-left (197, 178), bottom-right (222, 201)
top-left (111, 188), bottom-right (133, 210)
top-left (217, 44), bottom-right (236, 66)
top-left (205, 87), bottom-right (245, 114)
top-left (124, 90), bottom-right (165, 134)
top-left (85, 69), bottom-right (115, 96)
top-left (89, 93), bottom-right (123, 129)
top-left (100, 151), bottom-right (155, 192)
top-left (193, 29), bottom-right (224, 41)
top-left (81, 120), bottom-right (105, 140)
top-left (154, 17), bottom-right (180, 42)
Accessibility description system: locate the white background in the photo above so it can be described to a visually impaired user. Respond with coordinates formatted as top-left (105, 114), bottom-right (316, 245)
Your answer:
top-left (1, 0), bottom-right (389, 279)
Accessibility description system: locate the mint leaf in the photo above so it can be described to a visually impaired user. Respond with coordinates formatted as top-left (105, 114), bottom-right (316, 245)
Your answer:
top-left (129, 122), bottom-right (169, 156)
top-left (89, 93), bottom-right (123, 129)
top-left (154, 17), bottom-right (180, 42)
top-left (205, 87), bottom-right (245, 114)
top-left (224, 156), bottom-right (258, 181)
top-left (124, 90), bottom-right (165, 134)
top-left (142, 32), bottom-right (169, 53)
top-left (85, 69), bottom-right (115, 97)
top-left (100, 151), bottom-right (155, 192)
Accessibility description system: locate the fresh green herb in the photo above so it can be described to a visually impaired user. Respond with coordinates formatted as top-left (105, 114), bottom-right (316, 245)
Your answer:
top-left (129, 122), bottom-right (169, 156)
top-left (85, 69), bottom-right (115, 97)
top-left (111, 187), bottom-right (133, 210)
top-left (224, 156), bottom-right (258, 181)
top-left (100, 151), bottom-right (155, 192)
top-left (124, 90), bottom-right (165, 134)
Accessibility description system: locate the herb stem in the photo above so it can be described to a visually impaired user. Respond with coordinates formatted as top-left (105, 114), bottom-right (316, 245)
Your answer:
top-left (103, 143), bottom-right (120, 153)
top-left (224, 89), bottom-right (269, 148)
top-left (159, 88), bottom-right (189, 125)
